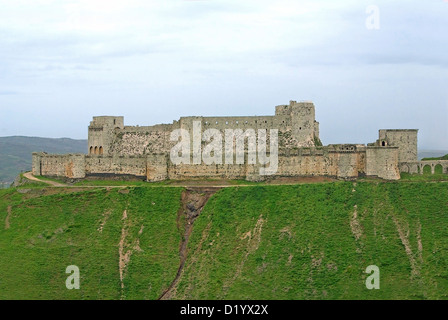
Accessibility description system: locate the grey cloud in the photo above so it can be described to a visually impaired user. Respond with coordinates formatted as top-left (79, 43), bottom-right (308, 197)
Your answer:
top-left (0, 0), bottom-right (446, 150)
top-left (0, 90), bottom-right (17, 95)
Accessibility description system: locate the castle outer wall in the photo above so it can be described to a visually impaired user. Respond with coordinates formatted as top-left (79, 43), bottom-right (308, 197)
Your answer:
top-left (32, 101), bottom-right (419, 182)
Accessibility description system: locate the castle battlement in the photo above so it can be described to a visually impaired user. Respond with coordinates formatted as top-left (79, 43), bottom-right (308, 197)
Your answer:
top-left (32, 100), bottom-right (423, 181)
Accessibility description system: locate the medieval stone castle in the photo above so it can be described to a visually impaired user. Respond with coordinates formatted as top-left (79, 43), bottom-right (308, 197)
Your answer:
top-left (32, 100), bottom-right (441, 182)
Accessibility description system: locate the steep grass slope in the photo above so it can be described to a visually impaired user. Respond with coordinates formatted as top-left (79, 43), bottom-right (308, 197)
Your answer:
top-left (0, 187), bottom-right (182, 299)
top-left (1, 181), bottom-right (447, 299)
top-left (173, 182), bottom-right (448, 300)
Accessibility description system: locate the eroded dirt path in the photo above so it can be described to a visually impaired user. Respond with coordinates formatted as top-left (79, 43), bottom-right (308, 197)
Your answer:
top-left (159, 187), bottom-right (219, 300)
top-left (350, 205), bottom-right (363, 241)
top-left (234, 215), bottom-right (265, 281)
top-left (23, 172), bottom-right (67, 187)
top-left (5, 205), bottom-right (11, 230)
top-left (20, 173), bottom-right (339, 189)
top-left (392, 215), bottom-right (422, 278)
top-left (118, 208), bottom-right (144, 299)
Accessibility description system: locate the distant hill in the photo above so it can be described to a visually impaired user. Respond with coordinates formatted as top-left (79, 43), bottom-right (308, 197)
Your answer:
top-left (0, 136), bottom-right (87, 187)
top-left (421, 154), bottom-right (448, 161)
top-left (418, 150), bottom-right (448, 160)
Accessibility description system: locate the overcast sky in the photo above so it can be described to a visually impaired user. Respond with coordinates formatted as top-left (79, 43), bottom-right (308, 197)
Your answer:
top-left (0, 0), bottom-right (447, 150)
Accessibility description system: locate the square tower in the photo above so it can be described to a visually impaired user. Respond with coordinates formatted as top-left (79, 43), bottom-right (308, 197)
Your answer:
top-left (88, 116), bottom-right (124, 155)
top-left (290, 101), bottom-right (319, 147)
top-left (378, 129), bottom-right (418, 163)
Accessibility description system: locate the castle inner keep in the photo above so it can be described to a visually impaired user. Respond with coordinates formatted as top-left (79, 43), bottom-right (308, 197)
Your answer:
top-left (32, 100), bottom-right (431, 181)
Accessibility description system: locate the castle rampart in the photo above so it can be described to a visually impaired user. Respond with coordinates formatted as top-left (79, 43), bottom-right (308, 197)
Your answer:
top-left (32, 100), bottom-right (425, 181)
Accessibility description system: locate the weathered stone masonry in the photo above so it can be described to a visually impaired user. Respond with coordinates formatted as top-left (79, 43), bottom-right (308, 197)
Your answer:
top-left (32, 100), bottom-right (432, 181)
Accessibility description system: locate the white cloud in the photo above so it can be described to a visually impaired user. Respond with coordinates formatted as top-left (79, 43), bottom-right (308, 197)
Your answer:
top-left (0, 0), bottom-right (447, 149)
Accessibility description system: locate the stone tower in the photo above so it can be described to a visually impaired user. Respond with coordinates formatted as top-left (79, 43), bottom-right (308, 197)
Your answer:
top-left (275, 100), bottom-right (320, 147)
top-left (88, 116), bottom-right (124, 156)
top-left (377, 129), bottom-right (418, 162)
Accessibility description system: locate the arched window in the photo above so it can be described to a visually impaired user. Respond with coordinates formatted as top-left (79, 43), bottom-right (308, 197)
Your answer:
top-left (94, 146), bottom-right (98, 155)
top-left (90, 146), bottom-right (93, 154)
top-left (382, 141), bottom-right (386, 146)
top-left (99, 146), bottom-right (103, 155)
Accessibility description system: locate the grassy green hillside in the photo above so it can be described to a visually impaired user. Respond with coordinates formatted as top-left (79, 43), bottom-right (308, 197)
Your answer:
top-left (174, 183), bottom-right (448, 299)
top-left (0, 136), bottom-right (87, 187)
top-left (1, 181), bottom-right (447, 300)
top-left (419, 150), bottom-right (448, 160)
top-left (0, 186), bottom-right (183, 299)
top-left (422, 154), bottom-right (448, 161)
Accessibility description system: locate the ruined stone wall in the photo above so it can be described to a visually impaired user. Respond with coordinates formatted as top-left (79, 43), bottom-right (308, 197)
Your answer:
top-left (107, 116), bottom-right (296, 157)
top-left (34, 100), bottom-right (413, 182)
top-left (399, 161), bottom-right (420, 174)
top-left (32, 152), bottom-right (42, 176)
top-left (167, 162), bottom-right (248, 180)
top-left (89, 101), bottom-right (321, 160)
top-left (165, 145), bottom-right (364, 180)
top-left (333, 152), bottom-right (360, 179)
top-left (85, 155), bottom-right (147, 178)
top-left (33, 144), bottom-right (400, 181)
top-left (366, 147), bottom-right (400, 180)
top-left (146, 154), bottom-right (168, 181)
top-left (179, 116), bottom-right (296, 155)
top-left (314, 121), bottom-right (320, 144)
top-left (109, 130), bottom-right (174, 156)
top-left (355, 145), bottom-right (367, 175)
top-left (277, 149), bottom-right (333, 177)
top-left (32, 153), bottom-right (86, 179)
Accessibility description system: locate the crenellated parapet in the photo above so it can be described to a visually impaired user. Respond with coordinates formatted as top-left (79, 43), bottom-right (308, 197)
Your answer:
top-left (31, 100), bottom-right (427, 182)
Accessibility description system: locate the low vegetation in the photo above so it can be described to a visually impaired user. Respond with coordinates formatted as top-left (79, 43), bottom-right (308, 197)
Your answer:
top-left (421, 154), bottom-right (448, 161)
top-left (1, 176), bottom-right (447, 299)
top-left (0, 186), bottom-right (183, 299)
top-left (174, 182), bottom-right (448, 299)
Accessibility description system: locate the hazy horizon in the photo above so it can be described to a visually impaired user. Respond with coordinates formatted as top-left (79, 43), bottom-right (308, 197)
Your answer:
top-left (1, 0), bottom-right (447, 150)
